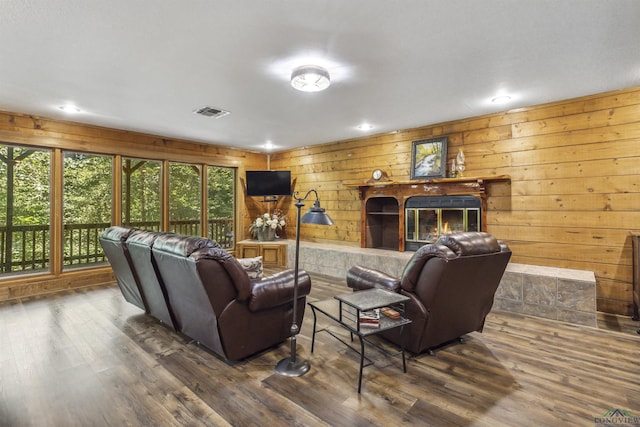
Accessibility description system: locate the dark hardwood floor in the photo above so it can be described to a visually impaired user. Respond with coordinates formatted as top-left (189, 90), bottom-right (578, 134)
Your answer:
top-left (1, 271), bottom-right (639, 426)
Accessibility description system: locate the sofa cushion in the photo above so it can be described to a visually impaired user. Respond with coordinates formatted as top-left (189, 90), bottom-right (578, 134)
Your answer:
top-left (99, 226), bottom-right (145, 311)
top-left (152, 234), bottom-right (220, 257)
top-left (191, 247), bottom-right (253, 302)
top-left (101, 225), bottom-right (136, 243)
top-left (237, 256), bottom-right (264, 280)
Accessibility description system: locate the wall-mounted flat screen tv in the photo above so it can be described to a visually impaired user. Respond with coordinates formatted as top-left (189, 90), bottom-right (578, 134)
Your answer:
top-left (246, 170), bottom-right (292, 196)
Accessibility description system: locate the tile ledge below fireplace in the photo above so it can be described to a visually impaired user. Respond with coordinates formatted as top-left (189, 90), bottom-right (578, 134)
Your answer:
top-left (504, 262), bottom-right (595, 282)
top-left (284, 240), bottom-right (597, 327)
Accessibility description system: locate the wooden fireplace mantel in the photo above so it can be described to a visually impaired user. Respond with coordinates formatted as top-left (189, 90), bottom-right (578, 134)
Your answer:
top-left (344, 175), bottom-right (510, 251)
top-left (345, 175), bottom-right (510, 200)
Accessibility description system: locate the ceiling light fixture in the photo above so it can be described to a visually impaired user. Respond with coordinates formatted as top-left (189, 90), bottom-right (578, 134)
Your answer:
top-left (357, 123), bottom-right (373, 131)
top-left (491, 95), bottom-right (512, 104)
top-left (58, 104), bottom-right (81, 113)
top-left (291, 65), bottom-right (330, 92)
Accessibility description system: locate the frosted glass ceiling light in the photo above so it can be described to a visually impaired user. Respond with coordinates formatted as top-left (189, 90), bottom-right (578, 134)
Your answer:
top-left (58, 104), bottom-right (81, 113)
top-left (291, 65), bottom-right (330, 92)
top-left (491, 95), bottom-right (512, 104)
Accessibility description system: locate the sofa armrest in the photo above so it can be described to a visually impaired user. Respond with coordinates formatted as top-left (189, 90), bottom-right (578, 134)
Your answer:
top-left (248, 269), bottom-right (312, 312)
top-left (346, 265), bottom-right (401, 292)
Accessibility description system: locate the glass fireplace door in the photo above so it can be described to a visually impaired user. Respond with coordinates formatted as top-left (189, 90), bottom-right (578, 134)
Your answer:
top-left (406, 208), bottom-right (439, 248)
top-left (418, 209), bottom-right (439, 242)
top-left (404, 198), bottom-right (481, 251)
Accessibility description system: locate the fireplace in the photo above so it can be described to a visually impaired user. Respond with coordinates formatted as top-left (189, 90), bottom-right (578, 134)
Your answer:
top-left (404, 195), bottom-right (481, 251)
top-left (349, 176), bottom-right (509, 252)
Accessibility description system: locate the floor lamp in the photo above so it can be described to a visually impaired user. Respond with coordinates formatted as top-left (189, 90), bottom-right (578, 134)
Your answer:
top-left (275, 189), bottom-right (333, 377)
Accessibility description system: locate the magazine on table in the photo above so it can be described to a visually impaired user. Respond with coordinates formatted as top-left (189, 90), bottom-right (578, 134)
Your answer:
top-left (359, 308), bottom-right (380, 328)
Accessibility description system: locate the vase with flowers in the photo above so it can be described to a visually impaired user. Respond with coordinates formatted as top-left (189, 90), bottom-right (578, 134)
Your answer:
top-left (249, 211), bottom-right (287, 241)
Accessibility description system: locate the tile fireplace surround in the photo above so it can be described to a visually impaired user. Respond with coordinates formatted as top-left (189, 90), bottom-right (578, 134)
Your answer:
top-left (285, 240), bottom-right (597, 328)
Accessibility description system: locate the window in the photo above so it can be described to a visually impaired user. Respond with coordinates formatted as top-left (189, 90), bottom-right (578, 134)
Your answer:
top-left (207, 166), bottom-right (235, 248)
top-left (63, 152), bottom-right (112, 269)
top-left (0, 144), bottom-right (51, 274)
top-left (1, 144), bottom-right (237, 278)
top-left (122, 158), bottom-right (161, 230)
top-left (169, 162), bottom-right (201, 236)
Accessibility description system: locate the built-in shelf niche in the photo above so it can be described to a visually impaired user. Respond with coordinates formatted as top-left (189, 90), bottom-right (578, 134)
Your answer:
top-left (365, 197), bottom-right (399, 250)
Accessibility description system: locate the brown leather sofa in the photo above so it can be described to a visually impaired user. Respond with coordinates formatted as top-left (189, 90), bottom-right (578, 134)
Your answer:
top-left (100, 226), bottom-right (311, 361)
top-left (346, 232), bottom-right (511, 355)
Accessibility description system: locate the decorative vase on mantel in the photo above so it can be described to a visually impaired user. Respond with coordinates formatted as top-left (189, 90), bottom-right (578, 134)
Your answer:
top-left (257, 228), bottom-right (276, 242)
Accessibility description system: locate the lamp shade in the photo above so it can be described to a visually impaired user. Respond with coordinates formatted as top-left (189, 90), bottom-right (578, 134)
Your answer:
top-left (290, 65), bottom-right (331, 92)
top-left (301, 201), bottom-right (334, 225)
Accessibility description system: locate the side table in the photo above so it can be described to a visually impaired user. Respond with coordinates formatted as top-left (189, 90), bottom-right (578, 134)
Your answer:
top-left (308, 288), bottom-right (411, 393)
top-left (236, 239), bottom-right (287, 267)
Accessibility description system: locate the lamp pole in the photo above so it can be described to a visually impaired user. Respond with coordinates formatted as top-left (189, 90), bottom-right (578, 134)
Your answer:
top-left (275, 190), bottom-right (333, 377)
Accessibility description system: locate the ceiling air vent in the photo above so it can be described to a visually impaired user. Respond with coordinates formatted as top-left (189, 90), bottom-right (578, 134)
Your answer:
top-left (193, 106), bottom-right (231, 118)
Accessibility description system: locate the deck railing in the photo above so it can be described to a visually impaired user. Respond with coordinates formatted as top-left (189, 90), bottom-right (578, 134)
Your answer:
top-left (0, 219), bottom-right (234, 273)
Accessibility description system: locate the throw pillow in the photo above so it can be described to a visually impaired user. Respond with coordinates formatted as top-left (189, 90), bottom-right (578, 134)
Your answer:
top-left (237, 256), bottom-right (263, 280)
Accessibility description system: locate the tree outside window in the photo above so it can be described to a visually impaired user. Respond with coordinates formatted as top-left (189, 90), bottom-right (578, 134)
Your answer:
top-left (122, 158), bottom-right (161, 230)
top-left (63, 152), bottom-right (112, 269)
top-left (207, 166), bottom-right (234, 247)
top-left (169, 162), bottom-right (201, 236)
top-left (0, 144), bottom-right (51, 273)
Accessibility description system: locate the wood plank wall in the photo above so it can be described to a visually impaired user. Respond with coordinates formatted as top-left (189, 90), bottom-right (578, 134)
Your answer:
top-left (270, 86), bottom-right (640, 316)
top-left (0, 111), bottom-right (267, 300)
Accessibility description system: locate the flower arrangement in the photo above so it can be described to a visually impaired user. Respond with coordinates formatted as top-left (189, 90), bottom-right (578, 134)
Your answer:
top-left (249, 211), bottom-right (287, 239)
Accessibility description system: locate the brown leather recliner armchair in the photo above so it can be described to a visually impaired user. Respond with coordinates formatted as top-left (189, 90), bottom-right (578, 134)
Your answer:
top-left (346, 232), bottom-right (511, 355)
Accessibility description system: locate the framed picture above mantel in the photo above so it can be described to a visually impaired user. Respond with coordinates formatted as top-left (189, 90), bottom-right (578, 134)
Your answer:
top-left (410, 136), bottom-right (448, 179)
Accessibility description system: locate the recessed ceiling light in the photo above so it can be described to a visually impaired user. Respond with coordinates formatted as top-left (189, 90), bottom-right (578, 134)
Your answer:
top-left (357, 123), bottom-right (373, 131)
top-left (264, 140), bottom-right (274, 150)
top-left (491, 95), bottom-right (512, 104)
top-left (291, 65), bottom-right (331, 92)
top-left (58, 104), bottom-right (81, 113)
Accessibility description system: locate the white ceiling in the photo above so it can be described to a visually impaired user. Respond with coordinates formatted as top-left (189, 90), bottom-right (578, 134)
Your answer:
top-left (1, 1), bottom-right (639, 152)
